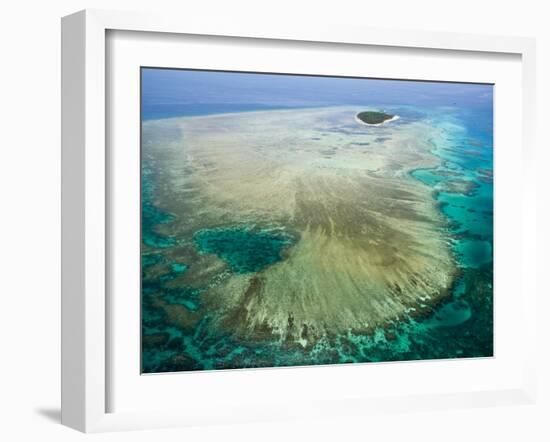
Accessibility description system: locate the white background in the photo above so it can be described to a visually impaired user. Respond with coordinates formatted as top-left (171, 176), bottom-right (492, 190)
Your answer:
top-left (0, 1), bottom-right (547, 441)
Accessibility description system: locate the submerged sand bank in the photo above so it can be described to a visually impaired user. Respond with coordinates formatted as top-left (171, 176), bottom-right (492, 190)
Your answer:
top-left (142, 107), bottom-right (456, 346)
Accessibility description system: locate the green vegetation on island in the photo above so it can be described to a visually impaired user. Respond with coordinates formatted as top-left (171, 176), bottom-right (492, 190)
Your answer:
top-left (357, 111), bottom-right (395, 125)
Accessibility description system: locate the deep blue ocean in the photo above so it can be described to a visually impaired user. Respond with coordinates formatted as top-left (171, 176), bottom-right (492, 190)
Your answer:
top-left (142, 68), bottom-right (492, 120)
top-left (141, 68), bottom-right (493, 372)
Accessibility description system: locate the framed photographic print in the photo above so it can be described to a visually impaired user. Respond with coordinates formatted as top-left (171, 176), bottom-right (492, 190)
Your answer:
top-left (61, 9), bottom-right (538, 432)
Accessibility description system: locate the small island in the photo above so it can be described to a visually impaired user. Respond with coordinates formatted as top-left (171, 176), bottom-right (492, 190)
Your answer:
top-left (356, 111), bottom-right (398, 126)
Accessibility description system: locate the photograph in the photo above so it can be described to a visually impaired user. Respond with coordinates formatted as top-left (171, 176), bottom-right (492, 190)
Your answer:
top-left (140, 68), bottom-right (494, 373)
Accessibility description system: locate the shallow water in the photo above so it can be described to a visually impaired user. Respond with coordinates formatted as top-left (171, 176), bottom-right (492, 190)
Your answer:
top-left (193, 227), bottom-right (295, 274)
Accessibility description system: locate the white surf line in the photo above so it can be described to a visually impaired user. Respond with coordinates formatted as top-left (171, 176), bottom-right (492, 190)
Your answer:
top-left (355, 114), bottom-right (400, 127)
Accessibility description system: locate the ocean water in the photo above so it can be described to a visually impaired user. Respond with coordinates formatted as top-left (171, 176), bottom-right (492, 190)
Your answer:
top-left (141, 68), bottom-right (491, 119)
top-left (194, 227), bottom-right (296, 274)
top-left (141, 68), bottom-right (493, 373)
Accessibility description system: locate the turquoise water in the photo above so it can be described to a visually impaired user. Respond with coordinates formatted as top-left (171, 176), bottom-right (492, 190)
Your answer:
top-left (194, 227), bottom-right (295, 273)
top-left (141, 167), bottom-right (176, 249)
top-left (141, 70), bottom-right (493, 373)
top-left (412, 108), bottom-right (493, 270)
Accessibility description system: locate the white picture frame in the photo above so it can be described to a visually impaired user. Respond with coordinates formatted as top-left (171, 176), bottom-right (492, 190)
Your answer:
top-left (61, 9), bottom-right (538, 433)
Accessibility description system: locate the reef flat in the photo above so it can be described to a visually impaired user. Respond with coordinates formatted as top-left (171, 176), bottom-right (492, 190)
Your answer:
top-left (142, 107), bottom-right (457, 349)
